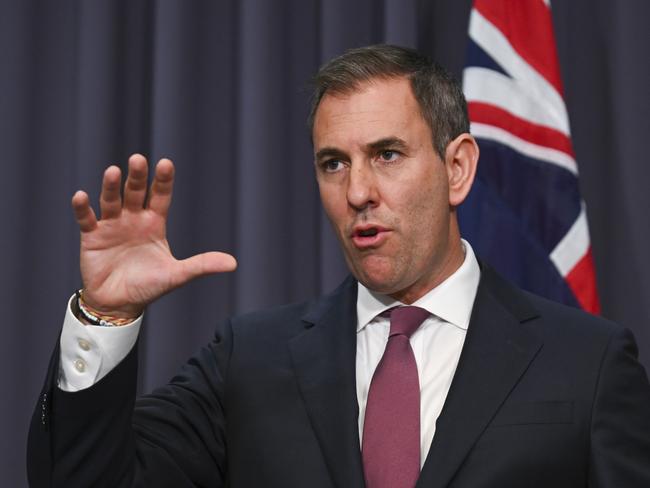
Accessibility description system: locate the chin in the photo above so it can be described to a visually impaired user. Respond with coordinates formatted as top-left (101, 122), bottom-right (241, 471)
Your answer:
top-left (351, 258), bottom-right (400, 294)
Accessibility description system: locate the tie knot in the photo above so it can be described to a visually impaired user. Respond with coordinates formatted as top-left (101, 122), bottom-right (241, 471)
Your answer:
top-left (388, 306), bottom-right (429, 338)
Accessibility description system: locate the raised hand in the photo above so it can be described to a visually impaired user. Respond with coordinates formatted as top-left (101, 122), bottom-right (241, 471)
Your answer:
top-left (71, 154), bottom-right (237, 319)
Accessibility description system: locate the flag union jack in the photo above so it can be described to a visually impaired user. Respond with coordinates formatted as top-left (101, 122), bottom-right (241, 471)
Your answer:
top-left (459, 0), bottom-right (600, 313)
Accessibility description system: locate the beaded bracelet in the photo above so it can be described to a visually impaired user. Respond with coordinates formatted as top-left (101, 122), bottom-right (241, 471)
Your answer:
top-left (76, 290), bottom-right (135, 327)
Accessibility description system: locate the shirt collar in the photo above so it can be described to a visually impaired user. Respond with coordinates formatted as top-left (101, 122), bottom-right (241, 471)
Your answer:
top-left (356, 239), bottom-right (481, 332)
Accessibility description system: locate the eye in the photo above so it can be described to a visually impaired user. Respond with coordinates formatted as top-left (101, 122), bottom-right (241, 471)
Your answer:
top-left (378, 150), bottom-right (400, 162)
top-left (322, 159), bottom-right (344, 173)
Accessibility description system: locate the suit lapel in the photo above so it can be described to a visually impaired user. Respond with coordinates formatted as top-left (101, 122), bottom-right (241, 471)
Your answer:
top-left (289, 277), bottom-right (365, 488)
top-left (417, 267), bottom-right (542, 488)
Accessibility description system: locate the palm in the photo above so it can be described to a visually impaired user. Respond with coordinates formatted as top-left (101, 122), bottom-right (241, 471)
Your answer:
top-left (81, 210), bottom-right (175, 313)
top-left (72, 155), bottom-right (236, 318)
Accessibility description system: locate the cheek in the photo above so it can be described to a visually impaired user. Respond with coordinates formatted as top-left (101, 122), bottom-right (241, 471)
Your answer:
top-left (399, 180), bottom-right (448, 242)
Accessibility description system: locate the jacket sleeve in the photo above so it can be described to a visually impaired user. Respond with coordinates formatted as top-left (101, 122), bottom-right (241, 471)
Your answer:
top-left (588, 327), bottom-right (650, 487)
top-left (27, 318), bottom-right (233, 488)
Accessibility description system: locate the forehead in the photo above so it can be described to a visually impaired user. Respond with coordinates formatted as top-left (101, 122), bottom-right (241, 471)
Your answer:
top-left (312, 77), bottom-right (428, 150)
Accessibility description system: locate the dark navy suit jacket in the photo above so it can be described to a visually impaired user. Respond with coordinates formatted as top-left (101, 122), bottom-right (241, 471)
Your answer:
top-left (28, 266), bottom-right (650, 487)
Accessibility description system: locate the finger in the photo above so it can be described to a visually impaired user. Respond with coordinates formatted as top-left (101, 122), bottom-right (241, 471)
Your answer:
top-left (123, 153), bottom-right (149, 211)
top-left (71, 191), bottom-right (98, 233)
top-left (147, 158), bottom-right (175, 217)
top-left (99, 165), bottom-right (122, 219)
top-left (175, 252), bottom-right (238, 286)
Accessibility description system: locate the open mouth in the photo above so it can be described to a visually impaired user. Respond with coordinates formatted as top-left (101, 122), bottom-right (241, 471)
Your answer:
top-left (357, 228), bottom-right (379, 237)
top-left (351, 225), bottom-right (389, 248)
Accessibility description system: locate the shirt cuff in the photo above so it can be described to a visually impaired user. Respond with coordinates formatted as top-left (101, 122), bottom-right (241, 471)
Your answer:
top-left (58, 294), bottom-right (142, 392)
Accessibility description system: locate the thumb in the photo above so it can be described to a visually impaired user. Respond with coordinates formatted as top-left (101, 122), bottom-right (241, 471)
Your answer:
top-left (176, 251), bottom-right (238, 284)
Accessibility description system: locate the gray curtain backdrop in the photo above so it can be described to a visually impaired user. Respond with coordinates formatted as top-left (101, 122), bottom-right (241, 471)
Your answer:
top-left (1, 0), bottom-right (648, 485)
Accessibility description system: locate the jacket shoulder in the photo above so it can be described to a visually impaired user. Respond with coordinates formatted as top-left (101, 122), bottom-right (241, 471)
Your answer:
top-left (229, 275), bottom-right (357, 336)
top-left (480, 263), bottom-right (623, 343)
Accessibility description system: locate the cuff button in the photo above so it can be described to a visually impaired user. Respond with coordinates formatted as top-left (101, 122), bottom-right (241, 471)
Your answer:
top-left (73, 359), bottom-right (86, 373)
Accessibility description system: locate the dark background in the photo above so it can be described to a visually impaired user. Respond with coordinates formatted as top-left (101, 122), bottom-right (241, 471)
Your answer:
top-left (1, 1), bottom-right (648, 485)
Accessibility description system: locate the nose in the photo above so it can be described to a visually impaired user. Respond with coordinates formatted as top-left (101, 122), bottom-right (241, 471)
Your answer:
top-left (347, 162), bottom-right (379, 211)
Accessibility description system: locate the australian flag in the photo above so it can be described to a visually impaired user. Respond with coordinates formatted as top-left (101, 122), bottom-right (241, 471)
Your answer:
top-left (458, 0), bottom-right (600, 314)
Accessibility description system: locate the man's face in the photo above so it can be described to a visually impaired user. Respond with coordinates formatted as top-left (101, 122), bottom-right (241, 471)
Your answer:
top-left (313, 77), bottom-right (458, 303)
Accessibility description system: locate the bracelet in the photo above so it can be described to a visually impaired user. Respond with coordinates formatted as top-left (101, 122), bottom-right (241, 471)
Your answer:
top-left (76, 290), bottom-right (136, 327)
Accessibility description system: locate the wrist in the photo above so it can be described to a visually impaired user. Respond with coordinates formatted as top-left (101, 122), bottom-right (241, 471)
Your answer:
top-left (75, 290), bottom-right (140, 327)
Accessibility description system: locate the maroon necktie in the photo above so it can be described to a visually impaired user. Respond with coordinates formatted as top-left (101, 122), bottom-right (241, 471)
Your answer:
top-left (362, 306), bottom-right (430, 488)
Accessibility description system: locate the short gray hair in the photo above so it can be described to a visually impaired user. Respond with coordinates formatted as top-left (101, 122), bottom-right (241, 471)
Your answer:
top-left (308, 44), bottom-right (469, 159)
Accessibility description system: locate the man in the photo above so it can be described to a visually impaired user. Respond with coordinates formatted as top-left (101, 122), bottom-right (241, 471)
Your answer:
top-left (28, 45), bottom-right (650, 487)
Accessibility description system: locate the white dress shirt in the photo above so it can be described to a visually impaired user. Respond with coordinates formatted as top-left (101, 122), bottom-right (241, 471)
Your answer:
top-left (356, 239), bottom-right (480, 467)
top-left (58, 296), bottom-right (142, 391)
top-left (59, 240), bottom-right (480, 468)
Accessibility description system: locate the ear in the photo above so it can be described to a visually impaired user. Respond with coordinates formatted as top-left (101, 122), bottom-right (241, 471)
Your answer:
top-left (445, 133), bottom-right (479, 207)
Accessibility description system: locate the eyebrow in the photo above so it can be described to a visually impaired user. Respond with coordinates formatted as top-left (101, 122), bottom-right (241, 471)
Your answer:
top-left (366, 137), bottom-right (409, 153)
top-left (315, 137), bottom-right (409, 162)
top-left (315, 147), bottom-right (347, 162)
